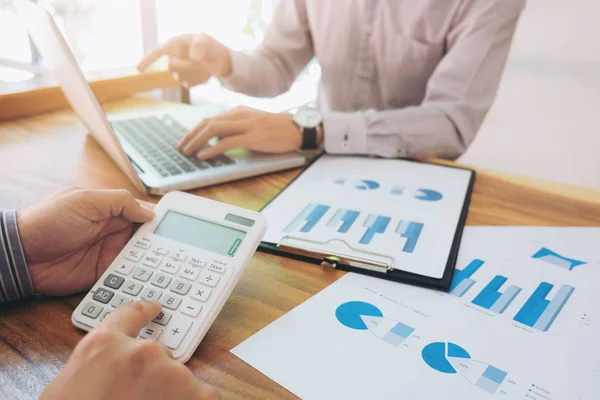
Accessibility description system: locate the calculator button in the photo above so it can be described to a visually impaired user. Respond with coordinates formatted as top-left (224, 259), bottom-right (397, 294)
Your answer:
top-left (189, 257), bottom-right (205, 267)
top-left (151, 273), bottom-right (172, 289)
top-left (160, 314), bottom-right (192, 350)
top-left (199, 272), bottom-right (220, 288)
top-left (133, 267), bottom-right (153, 282)
top-left (110, 294), bottom-right (133, 308)
top-left (208, 263), bottom-right (227, 274)
top-left (142, 254), bottom-right (162, 269)
top-left (181, 298), bottom-right (202, 317)
top-left (124, 248), bottom-right (144, 262)
top-left (141, 287), bottom-right (163, 301)
top-left (153, 246), bottom-right (168, 256)
top-left (171, 250), bottom-right (187, 262)
top-left (100, 310), bottom-right (112, 321)
top-left (122, 281), bottom-right (143, 296)
top-left (170, 279), bottom-right (191, 295)
top-left (179, 265), bottom-right (201, 281)
top-left (93, 288), bottom-right (115, 304)
top-left (139, 322), bottom-right (163, 341)
top-left (134, 238), bottom-right (151, 250)
top-left (104, 273), bottom-right (125, 289)
top-left (161, 260), bottom-right (181, 275)
top-left (191, 285), bottom-right (211, 302)
top-left (81, 302), bottom-right (103, 319)
top-left (114, 260), bottom-right (135, 276)
top-left (153, 309), bottom-right (173, 326)
top-left (160, 294), bottom-right (182, 310)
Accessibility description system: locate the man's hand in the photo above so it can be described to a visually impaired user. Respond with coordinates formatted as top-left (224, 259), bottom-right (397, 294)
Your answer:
top-left (178, 106), bottom-right (308, 160)
top-left (137, 34), bottom-right (232, 88)
top-left (41, 300), bottom-right (219, 400)
top-left (18, 189), bottom-right (155, 296)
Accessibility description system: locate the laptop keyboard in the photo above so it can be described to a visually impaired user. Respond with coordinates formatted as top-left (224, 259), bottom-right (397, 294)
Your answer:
top-left (111, 115), bottom-right (235, 178)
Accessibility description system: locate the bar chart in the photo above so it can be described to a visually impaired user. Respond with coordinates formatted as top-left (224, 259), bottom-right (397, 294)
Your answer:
top-left (471, 276), bottom-right (522, 314)
top-left (326, 209), bottom-right (360, 233)
top-left (284, 203), bottom-right (330, 233)
top-left (449, 259), bottom-right (485, 297)
top-left (532, 247), bottom-right (586, 271)
top-left (396, 221), bottom-right (424, 253)
top-left (513, 283), bottom-right (575, 332)
top-left (360, 214), bottom-right (391, 245)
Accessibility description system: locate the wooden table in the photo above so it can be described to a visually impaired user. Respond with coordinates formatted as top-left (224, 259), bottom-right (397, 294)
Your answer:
top-left (1, 97), bottom-right (600, 399)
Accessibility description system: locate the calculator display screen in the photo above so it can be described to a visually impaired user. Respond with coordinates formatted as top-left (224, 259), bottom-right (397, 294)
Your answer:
top-left (154, 211), bottom-right (246, 257)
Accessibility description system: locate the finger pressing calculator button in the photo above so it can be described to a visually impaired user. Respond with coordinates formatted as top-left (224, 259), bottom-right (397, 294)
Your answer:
top-left (151, 273), bottom-right (172, 289)
top-left (110, 294), bottom-right (133, 308)
top-left (179, 265), bottom-right (201, 281)
top-left (189, 257), bottom-right (205, 267)
top-left (141, 287), bottom-right (163, 301)
top-left (122, 281), bottom-right (144, 296)
top-left (181, 298), bottom-right (202, 318)
top-left (170, 279), bottom-right (191, 295)
top-left (159, 314), bottom-right (192, 350)
top-left (153, 246), bottom-right (168, 256)
top-left (134, 238), bottom-right (151, 250)
top-left (161, 260), bottom-right (181, 275)
top-left (139, 322), bottom-right (163, 340)
top-left (153, 309), bottom-right (173, 326)
top-left (171, 250), bottom-right (187, 262)
top-left (100, 310), bottom-right (112, 321)
top-left (160, 294), bottom-right (182, 310)
top-left (133, 267), bottom-right (153, 282)
top-left (191, 285), bottom-right (211, 302)
top-left (93, 288), bottom-right (115, 304)
top-left (199, 272), bottom-right (220, 288)
top-left (124, 248), bottom-right (144, 262)
top-left (208, 263), bottom-right (227, 274)
top-left (104, 273), bottom-right (125, 289)
top-left (114, 260), bottom-right (135, 276)
top-left (142, 254), bottom-right (162, 269)
top-left (81, 302), bottom-right (103, 319)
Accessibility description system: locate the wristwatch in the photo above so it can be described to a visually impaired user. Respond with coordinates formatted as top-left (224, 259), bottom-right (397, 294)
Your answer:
top-left (292, 108), bottom-right (323, 150)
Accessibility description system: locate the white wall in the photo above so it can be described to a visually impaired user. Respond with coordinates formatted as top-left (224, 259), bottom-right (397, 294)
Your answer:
top-left (459, 0), bottom-right (600, 190)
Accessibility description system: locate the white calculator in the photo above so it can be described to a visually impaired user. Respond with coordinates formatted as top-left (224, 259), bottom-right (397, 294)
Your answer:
top-left (72, 191), bottom-right (267, 363)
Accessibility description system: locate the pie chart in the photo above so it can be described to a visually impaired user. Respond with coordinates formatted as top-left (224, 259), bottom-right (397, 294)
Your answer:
top-left (335, 301), bottom-right (383, 330)
top-left (421, 342), bottom-right (471, 374)
top-left (354, 180), bottom-right (380, 191)
top-left (415, 189), bottom-right (443, 202)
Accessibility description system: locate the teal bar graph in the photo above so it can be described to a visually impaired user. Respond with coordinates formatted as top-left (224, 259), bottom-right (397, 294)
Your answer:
top-left (284, 203), bottom-right (330, 233)
top-left (395, 221), bottom-right (424, 253)
top-left (326, 209), bottom-right (360, 233)
top-left (472, 276), bottom-right (522, 314)
top-left (360, 214), bottom-right (391, 245)
top-left (513, 282), bottom-right (575, 332)
top-left (450, 259), bottom-right (484, 297)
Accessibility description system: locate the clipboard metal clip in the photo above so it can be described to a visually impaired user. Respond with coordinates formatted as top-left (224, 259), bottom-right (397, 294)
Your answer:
top-left (278, 236), bottom-right (394, 274)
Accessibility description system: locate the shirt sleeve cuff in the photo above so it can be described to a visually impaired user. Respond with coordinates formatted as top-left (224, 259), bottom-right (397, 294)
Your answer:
top-left (0, 210), bottom-right (35, 304)
top-left (323, 111), bottom-right (369, 155)
top-left (219, 49), bottom-right (253, 92)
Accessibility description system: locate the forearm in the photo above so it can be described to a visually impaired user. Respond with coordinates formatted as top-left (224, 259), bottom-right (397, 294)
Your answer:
top-left (322, 104), bottom-right (470, 160)
top-left (0, 210), bottom-right (35, 304)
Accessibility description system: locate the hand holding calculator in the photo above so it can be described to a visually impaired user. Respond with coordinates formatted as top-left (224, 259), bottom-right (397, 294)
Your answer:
top-left (72, 191), bottom-right (266, 363)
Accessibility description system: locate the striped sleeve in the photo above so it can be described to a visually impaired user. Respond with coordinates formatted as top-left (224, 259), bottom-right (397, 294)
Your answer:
top-left (0, 210), bottom-right (35, 304)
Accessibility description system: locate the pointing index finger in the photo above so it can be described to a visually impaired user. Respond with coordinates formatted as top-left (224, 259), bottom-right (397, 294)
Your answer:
top-left (100, 300), bottom-right (162, 337)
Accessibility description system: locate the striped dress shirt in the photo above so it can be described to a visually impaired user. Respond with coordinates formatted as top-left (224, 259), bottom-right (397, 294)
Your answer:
top-left (0, 210), bottom-right (35, 304)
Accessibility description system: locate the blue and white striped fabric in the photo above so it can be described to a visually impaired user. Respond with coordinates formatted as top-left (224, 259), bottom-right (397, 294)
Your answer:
top-left (0, 210), bottom-right (35, 304)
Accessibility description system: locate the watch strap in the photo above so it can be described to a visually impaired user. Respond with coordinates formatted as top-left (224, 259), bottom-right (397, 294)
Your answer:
top-left (300, 126), bottom-right (318, 150)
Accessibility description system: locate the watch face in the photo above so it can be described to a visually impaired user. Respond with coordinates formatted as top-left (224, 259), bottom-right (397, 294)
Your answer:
top-left (293, 109), bottom-right (323, 128)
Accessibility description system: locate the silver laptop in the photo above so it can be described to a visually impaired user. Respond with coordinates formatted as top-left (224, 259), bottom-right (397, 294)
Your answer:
top-left (13, 0), bottom-right (305, 195)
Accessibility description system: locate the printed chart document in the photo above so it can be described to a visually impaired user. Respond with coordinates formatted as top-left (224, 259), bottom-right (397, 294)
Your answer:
top-left (233, 227), bottom-right (600, 400)
top-left (260, 155), bottom-right (473, 284)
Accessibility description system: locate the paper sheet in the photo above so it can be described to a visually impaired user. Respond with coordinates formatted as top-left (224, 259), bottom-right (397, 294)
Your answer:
top-left (261, 155), bottom-right (473, 278)
top-left (233, 227), bottom-right (600, 400)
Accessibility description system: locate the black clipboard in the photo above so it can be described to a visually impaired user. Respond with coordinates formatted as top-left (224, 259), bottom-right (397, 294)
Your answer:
top-left (258, 154), bottom-right (475, 291)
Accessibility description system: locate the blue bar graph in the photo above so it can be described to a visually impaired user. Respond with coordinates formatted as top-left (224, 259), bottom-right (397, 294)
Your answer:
top-left (450, 259), bottom-right (484, 297)
top-left (532, 247), bottom-right (586, 270)
top-left (513, 282), bottom-right (575, 332)
top-left (395, 221), bottom-right (424, 253)
top-left (284, 203), bottom-right (330, 233)
top-left (472, 276), bottom-right (522, 314)
top-left (326, 209), bottom-right (360, 233)
top-left (360, 214), bottom-right (391, 245)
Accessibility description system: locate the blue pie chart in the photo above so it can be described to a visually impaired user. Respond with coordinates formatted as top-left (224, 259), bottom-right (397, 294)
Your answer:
top-left (335, 301), bottom-right (383, 330)
top-left (415, 189), bottom-right (443, 202)
top-left (354, 180), bottom-right (380, 191)
top-left (422, 342), bottom-right (471, 374)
